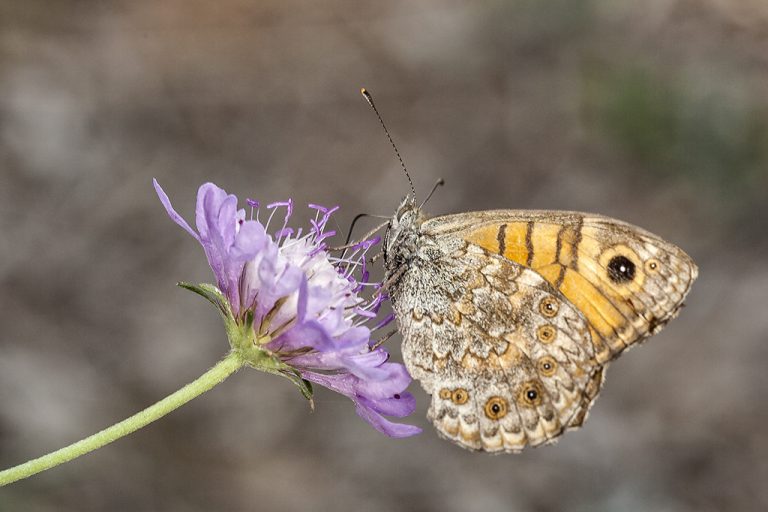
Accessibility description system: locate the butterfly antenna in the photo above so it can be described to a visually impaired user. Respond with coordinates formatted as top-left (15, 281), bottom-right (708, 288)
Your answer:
top-left (361, 88), bottom-right (417, 201)
top-left (419, 178), bottom-right (445, 209)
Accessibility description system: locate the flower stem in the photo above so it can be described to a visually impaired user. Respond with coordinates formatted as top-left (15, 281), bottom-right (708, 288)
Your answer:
top-left (0, 351), bottom-right (245, 486)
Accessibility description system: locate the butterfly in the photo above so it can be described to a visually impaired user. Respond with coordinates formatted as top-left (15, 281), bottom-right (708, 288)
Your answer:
top-left (355, 89), bottom-right (698, 453)
top-left (381, 199), bottom-right (697, 453)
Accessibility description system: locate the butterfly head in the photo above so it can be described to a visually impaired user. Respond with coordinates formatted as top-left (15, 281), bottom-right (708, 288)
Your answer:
top-left (383, 195), bottom-right (425, 278)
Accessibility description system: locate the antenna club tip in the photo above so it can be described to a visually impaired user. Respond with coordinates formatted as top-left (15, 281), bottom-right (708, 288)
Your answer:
top-left (360, 88), bottom-right (374, 106)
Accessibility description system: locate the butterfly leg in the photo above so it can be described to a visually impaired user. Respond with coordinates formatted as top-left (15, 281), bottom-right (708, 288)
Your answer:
top-left (376, 265), bottom-right (408, 297)
top-left (370, 329), bottom-right (397, 350)
top-left (368, 251), bottom-right (384, 264)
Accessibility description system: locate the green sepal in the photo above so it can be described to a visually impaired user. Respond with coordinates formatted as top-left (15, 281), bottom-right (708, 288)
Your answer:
top-left (245, 357), bottom-right (315, 410)
top-left (242, 309), bottom-right (255, 334)
top-left (177, 282), bottom-right (233, 320)
top-left (178, 282), bottom-right (314, 409)
top-left (178, 282), bottom-right (246, 351)
top-left (279, 368), bottom-right (315, 410)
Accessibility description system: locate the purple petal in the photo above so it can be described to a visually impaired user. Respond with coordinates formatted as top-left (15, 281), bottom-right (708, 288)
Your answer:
top-left (287, 342), bottom-right (388, 380)
top-left (269, 319), bottom-right (335, 353)
top-left (195, 184), bottom-right (232, 241)
top-left (153, 179), bottom-right (200, 241)
top-left (296, 277), bottom-right (309, 322)
top-left (301, 370), bottom-right (421, 438)
top-left (299, 357), bottom-right (410, 399)
top-left (354, 402), bottom-right (422, 438)
top-left (231, 221), bottom-right (268, 261)
top-left (194, 185), bottom-right (234, 296)
top-left (340, 349), bottom-right (391, 380)
top-left (256, 262), bottom-right (303, 318)
top-left (332, 325), bottom-right (371, 349)
top-left (215, 195), bottom-right (239, 248)
top-left (356, 362), bottom-right (412, 399)
top-left (287, 347), bottom-right (357, 372)
top-left (302, 371), bottom-right (356, 397)
top-left (359, 392), bottom-right (417, 418)
top-left (348, 348), bottom-right (389, 368)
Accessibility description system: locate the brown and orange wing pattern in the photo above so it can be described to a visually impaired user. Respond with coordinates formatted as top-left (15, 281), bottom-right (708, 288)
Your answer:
top-left (424, 210), bottom-right (698, 364)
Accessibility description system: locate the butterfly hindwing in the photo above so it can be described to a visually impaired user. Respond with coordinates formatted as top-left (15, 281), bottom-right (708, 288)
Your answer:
top-left (392, 237), bottom-right (601, 452)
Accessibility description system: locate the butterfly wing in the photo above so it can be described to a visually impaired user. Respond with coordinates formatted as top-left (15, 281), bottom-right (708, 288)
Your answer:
top-left (424, 210), bottom-right (698, 363)
top-left (392, 238), bottom-right (602, 452)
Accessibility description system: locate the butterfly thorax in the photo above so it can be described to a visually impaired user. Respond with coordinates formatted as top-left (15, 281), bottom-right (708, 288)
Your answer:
top-left (383, 196), bottom-right (429, 282)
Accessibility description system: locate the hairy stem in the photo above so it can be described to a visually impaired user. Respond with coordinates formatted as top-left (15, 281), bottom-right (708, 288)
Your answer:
top-left (0, 351), bottom-right (245, 486)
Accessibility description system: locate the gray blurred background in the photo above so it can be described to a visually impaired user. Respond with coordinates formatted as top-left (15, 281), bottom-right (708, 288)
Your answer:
top-left (1, 1), bottom-right (767, 511)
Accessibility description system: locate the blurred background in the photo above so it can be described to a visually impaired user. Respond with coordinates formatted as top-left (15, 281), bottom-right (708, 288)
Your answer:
top-left (1, 1), bottom-right (767, 510)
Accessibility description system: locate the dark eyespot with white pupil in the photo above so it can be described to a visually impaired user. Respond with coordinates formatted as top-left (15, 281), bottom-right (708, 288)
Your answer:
top-left (607, 255), bottom-right (636, 283)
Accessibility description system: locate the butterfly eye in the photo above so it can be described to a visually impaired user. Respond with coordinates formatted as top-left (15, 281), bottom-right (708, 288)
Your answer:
top-left (536, 324), bottom-right (557, 344)
top-left (518, 381), bottom-right (544, 407)
top-left (645, 258), bottom-right (661, 274)
top-left (538, 356), bottom-right (557, 376)
top-left (484, 397), bottom-right (508, 420)
top-left (539, 297), bottom-right (559, 317)
top-left (451, 388), bottom-right (470, 405)
top-left (607, 255), bottom-right (636, 283)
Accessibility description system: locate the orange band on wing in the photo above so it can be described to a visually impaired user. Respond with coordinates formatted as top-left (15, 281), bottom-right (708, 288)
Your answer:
top-left (533, 263), bottom-right (563, 287)
top-left (463, 222), bottom-right (530, 266)
top-left (464, 224), bottom-right (501, 254)
top-left (530, 223), bottom-right (561, 268)
top-left (559, 269), bottom-right (626, 341)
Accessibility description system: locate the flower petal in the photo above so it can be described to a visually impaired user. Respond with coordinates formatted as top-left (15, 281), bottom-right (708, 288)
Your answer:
top-left (195, 183), bottom-right (234, 243)
top-left (301, 371), bottom-right (356, 397)
top-left (153, 179), bottom-right (200, 241)
top-left (354, 401), bottom-right (422, 438)
top-left (346, 348), bottom-right (389, 369)
top-left (193, 184), bottom-right (237, 303)
top-left (269, 319), bottom-right (335, 353)
top-left (231, 221), bottom-right (268, 261)
top-left (340, 349), bottom-right (391, 380)
top-left (296, 276), bottom-right (309, 323)
top-left (356, 362), bottom-right (412, 400)
top-left (358, 392), bottom-right (417, 418)
top-left (302, 372), bottom-right (421, 438)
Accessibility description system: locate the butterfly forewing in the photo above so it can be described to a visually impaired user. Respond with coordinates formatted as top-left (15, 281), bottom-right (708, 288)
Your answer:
top-left (424, 210), bottom-right (698, 364)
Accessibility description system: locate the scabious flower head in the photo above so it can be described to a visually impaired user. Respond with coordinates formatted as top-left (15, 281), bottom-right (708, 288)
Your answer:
top-left (154, 180), bottom-right (420, 438)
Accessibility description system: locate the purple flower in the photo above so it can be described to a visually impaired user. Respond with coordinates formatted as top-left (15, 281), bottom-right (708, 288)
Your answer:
top-left (154, 180), bottom-right (420, 438)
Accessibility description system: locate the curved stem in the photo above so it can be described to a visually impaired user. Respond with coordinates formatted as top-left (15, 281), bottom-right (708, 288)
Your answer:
top-left (0, 351), bottom-right (245, 486)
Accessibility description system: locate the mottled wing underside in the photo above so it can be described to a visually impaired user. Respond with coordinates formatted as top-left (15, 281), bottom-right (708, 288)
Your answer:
top-left (394, 240), bottom-right (602, 452)
top-left (426, 210), bottom-right (698, 364)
